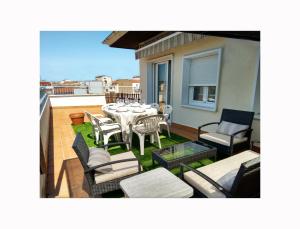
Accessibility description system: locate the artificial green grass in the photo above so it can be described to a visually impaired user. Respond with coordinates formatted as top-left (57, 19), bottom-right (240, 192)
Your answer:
top-left (72, 122), bottom-right (215, 175)
top-left (72, 122), bottom-right (216, 197)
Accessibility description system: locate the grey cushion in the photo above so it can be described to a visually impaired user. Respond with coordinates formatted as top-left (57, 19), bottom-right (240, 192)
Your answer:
top-left (88, 148), bottom-right (112, 173)
top-left (216, 121), bottom-right (249, 138)
top-left (217, 168), bottom-right (239, 191)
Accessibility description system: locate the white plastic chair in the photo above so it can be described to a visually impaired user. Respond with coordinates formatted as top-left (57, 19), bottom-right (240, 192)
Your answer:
top-left (101, 103), bottom-right (116, 111)
top-left (159, 104), bottom-right (173, 138)
top-left (129, 114), bottom-right (164, 155)
top-left (150, 103), bottom-right (159, 111)
top-left (85, 111), bottom-right (113, 144)
top-left (93, 117), bottom-right (122, 148)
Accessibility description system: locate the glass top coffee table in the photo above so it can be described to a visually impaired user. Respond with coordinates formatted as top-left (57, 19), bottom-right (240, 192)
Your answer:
top-left (152, 141), bottom-right (217, 170)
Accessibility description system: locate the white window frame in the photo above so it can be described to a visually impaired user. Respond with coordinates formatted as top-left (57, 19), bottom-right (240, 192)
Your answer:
top-left (181, 48), bottom-right (222, 111)
top-left (188, 85), bottom-right (216, 108)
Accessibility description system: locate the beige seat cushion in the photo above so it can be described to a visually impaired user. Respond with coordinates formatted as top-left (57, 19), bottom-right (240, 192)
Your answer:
top-left (94, 151), bottom-right (141, 184)
top-left (200, 132), bottom-right (247, 146)
top-left (184, 150), bottom-right (259, 198)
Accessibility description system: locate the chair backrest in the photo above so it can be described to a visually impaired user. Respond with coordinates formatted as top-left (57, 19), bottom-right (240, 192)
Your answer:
top-left (101, 104), bottom-right (108, 111)
top-left (230, 157), bottom-right (260, 197)
top-left (72, 133), bottom-right (90, 171)
top-left (150, 103), bottom-right (159, 110)
top-left (72, 133), bottom-right (96, 190)
top-left (132, 114), bottom-right (148, 125)
top-left (135, 114), bottom-right (164, 133)
top-left (93, 117), bottom-right (105, 132)
top-left (85, 111), bottom-right (97, 127)
top-left (220, 108), bottom-right (255, 126)
top-left (163, 104), bottom-right (173, 120)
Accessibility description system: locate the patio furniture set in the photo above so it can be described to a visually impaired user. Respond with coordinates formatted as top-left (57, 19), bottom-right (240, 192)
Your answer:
top-left (72, 106), bottom-right (260, 198)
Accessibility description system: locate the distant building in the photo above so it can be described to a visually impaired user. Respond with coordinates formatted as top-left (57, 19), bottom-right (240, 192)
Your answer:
top-left (95, 75), bottom-right (114, 93)
top-left (132, 77), bottom-right (140, 93)
top-left (40, 81), bottom-right (51, 86)
top-left (85, 80), bottom-right (104, 94)
top-left (113, 77), bottom-right (140, 93)
top-left (52, 80), bottom-right (81, 86)
top-left (95, 75), bottom-right (112, 86)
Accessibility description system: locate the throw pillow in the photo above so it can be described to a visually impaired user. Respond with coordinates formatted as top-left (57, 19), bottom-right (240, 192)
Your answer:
top-left (88, 148), bottom-right (112, 173)
top-left (217, 168), bottom-right (239, 191)
top-left (216, 121), bottom-right (249, 138)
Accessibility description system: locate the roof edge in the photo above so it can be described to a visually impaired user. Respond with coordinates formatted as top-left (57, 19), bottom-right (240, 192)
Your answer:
top-left (102, 31), bottom-right (128, 45)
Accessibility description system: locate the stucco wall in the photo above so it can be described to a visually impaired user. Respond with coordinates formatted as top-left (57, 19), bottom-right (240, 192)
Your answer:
top-left (40, 97), bottom-right (51, 197)
top-left (140, 36), bottom-right (260, 141)
top-left (40, 97), bottom-right (51, 161)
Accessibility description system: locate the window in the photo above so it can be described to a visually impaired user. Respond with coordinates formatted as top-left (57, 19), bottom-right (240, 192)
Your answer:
top-left (189, 86), bottom-right (216, 107)
top-left (182, 48), bottom-right (222, 111)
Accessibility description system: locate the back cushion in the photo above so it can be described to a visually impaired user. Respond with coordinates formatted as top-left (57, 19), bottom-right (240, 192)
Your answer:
top-left (216, 121), bottom-right (249, 138)
top-left (217, 168), bottom-right (239, 191)
top-left (231, 157), bottom-right (260, 197)
top-left (88, 148), bottom-right (112, 173)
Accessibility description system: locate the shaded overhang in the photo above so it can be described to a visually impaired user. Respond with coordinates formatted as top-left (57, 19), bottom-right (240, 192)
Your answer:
top-left (103, 31), bottom-right (174, 49)
top-left (103, 31), bottom-right (260, 50)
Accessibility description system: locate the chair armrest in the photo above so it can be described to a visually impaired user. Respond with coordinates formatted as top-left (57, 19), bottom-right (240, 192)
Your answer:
top-left (179, 163), bottom-right (232, 197)
top-left (85, 158), bottom-right (142, 173)
top-left (102, 123), bottom-right (122, 129)
top-left (103, 141), bottom-right (130, 148)
top-left (93, 114), bottom-right (104, 118)
top-left (229, 129), bottom-right (253, 147)
top-left (198, 122), bottom-right (220, 139)
top-left (231, 128), bottom-right (252, 137)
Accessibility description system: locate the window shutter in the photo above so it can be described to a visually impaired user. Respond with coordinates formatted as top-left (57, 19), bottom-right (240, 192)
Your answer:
top-left (189, 53), bottom-right (218, 85)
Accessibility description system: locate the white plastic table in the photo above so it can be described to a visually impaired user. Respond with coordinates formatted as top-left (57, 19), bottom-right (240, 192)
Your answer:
top-left (103, 103), bottom-right (157, 140)
top-left (120, 168), bottom-right (194, 198)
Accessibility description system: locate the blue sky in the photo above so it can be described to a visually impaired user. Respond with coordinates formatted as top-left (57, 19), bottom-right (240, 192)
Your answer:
top-left (40, 31), bottom-right (139, 81)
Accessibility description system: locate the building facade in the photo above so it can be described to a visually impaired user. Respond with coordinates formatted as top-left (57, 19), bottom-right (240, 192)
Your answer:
top-left (103, 32), bottom-right (260, 142)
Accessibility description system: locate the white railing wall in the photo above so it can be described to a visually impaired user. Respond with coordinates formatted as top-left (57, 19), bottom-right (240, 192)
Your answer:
top-left (49, 94), bottom-right (106, 107)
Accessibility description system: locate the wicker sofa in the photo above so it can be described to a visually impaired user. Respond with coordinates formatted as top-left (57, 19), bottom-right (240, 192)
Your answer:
top-left (180, 150), bottom-right (260, 198)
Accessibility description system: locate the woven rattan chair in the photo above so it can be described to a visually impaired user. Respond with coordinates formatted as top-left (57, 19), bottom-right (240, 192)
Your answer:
top-left (198, 108), bottom-right (254, 156)
top-left (85, 111), bottom-right (112, 144)
top-left (72, 133), bottom-right (142, 197)
top-left (180, 150), bottom-right (260, 198)
top-left (159, 104), bottom-right (173, 138)
top-left (129, 114), bottom-right (164, 155)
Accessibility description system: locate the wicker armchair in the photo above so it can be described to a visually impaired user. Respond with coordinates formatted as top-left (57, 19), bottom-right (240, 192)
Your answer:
top-left (198, 108), bottom-right (254, 156)
top-left (129, 114), bottom-right (164, 155)
top-left (72, 133), bottom-right (142, 197)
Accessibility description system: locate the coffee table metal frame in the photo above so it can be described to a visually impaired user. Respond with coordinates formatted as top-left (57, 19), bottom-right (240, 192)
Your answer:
top-left (152, 141), bottom-right (217, 170)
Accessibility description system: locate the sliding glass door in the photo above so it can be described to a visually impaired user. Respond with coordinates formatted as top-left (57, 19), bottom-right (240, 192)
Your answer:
top-left (153, 61), bottom-right (171, 111)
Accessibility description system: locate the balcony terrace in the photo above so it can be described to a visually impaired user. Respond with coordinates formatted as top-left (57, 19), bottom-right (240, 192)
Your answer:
top-left (40, 86), bottom-right (260, 198)
top-left (40, 93), bottom-right (202, 198)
